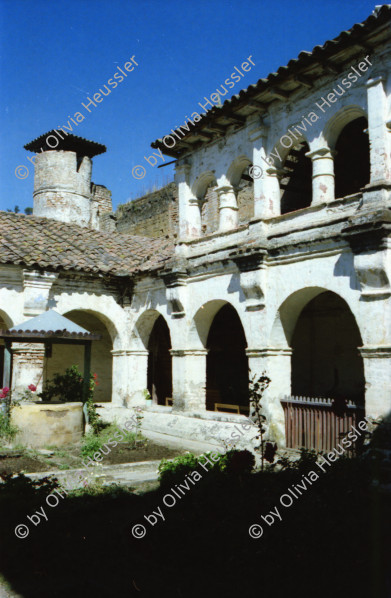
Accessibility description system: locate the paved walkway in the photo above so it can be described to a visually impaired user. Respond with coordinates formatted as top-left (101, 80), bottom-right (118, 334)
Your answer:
top-left (25, 459), bottom-right (162, 489)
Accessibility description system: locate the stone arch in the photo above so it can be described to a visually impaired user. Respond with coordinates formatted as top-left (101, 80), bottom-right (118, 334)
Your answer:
top-left (227, 155), bottom-right (254, 222)
top-left (0, 309), bottom-right (13, 330)
top-left (131, 309), bottom-right (167, 349)
top-left (46, 309), bottom-right (114, 402)
top-left (323, 104), bottom-right (367, 151)
top-left (270, 287), bottom-right (327, 348)
top-left (147, 316), bottom-right (172, 405)
top-left (226, 155), bottom-right (252, 187)
top-left (56, 298), bottom-right (122, 349)
top-left (192, 300), bottom-right (249, 412)
top-left (191, 299), bottom-right (229, 348)
top-left (192, 171), bottom-right (217, 200)
top-left (132, 309), bottom-right (172, 405)
top-left (270, 287), bottom-right (364, 404)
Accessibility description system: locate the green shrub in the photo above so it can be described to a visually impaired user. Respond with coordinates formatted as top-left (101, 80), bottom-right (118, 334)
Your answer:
top-left (158, 453), bottom-right (200, 487)
top-left (80, 432), bottom-right (103, 459)
top-left (0, 412), bottom-right (19, 444)
top-left (219, 449), bottom-right (255, 475)
top-left (158, 449), bottom-right (255, 487)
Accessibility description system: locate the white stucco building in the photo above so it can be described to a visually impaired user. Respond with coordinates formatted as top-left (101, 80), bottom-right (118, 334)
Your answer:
top-left (1, 5), bottom-right (390, 449)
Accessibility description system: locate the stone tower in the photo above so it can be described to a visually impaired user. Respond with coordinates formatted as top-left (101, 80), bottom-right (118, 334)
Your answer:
top-left (24, 131), bottom-right (108, 228)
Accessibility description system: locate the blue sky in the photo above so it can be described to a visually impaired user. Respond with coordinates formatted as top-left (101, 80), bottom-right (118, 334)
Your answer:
top-left (0, 0), bottom-right (377, 213)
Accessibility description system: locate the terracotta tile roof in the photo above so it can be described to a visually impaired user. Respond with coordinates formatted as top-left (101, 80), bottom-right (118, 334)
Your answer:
top-left (0, 211), bottom-right (174, 276)
top-left (24, 131), bottom-right (106, 158)
top-left (151, 4), bottom-right (391, 156)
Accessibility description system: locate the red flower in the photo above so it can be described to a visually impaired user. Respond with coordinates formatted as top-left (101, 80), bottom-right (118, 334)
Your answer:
top-left (93, 373), bottom-right (98, 379)
top-left (2, 387), bottom-right (9, 395)
top-left (28, 384), bottom-right (37, 392)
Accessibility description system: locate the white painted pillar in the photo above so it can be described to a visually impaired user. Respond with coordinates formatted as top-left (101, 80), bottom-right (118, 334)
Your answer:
top-left (306, 147), bottom-right (335, 204)
top-left (366, 76), bottom-right (391, 184)
top-left (112, 349), bottom-right (149, 407)
top-left (360, 346), bottom-right (391, 419)
top-left (246, 347), bottom-right (292, 447)
top-left (217, 185), bottom-right (238, 231)
top-left (175, 163), bottom-right (201, 239)
top-left (170, 349), bottom-right (207, 412)
top-left (262, 167), bottom-right (282, 218)
top-left (252, 137), bottom-right (268, 218)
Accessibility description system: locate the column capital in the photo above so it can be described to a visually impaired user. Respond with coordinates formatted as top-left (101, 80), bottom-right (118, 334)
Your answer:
top-left (266, 166), bottom-right (285, 179)
top-left (246, 347), bottom-right (292, 357)
top-left (305, 147), bottom-right (335, 160)
top-left (111, 349), bottom-right (149, 357)
top-left (366, 75), bottom-right (386, 89)
top-left (170, 349), bottom-right (208, 357)
top-left (216, 185), bottom-right (235, 197)
top-left (359, 345), bottom-right (391, 358)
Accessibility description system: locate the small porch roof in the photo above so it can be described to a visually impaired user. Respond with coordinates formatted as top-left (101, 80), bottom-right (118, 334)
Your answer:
top-left (0, 310), bottom-right (101, 342)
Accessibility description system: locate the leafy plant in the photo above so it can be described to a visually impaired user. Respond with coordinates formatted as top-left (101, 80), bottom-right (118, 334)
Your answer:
top-left (219, 449), bottom-right (255, 475)
top-left (0, 386), bottom-right (20, 444)
top-left (39, 365), bottom-right (87, 403)
top-left (38, 366), bottom-right (101, 433)
top-left (80, 431), bottom-right (104, 459)
top-left (158, 448), bottom-right (256, 487)
top-left (158, 453), bottom-right (200, 487)
top-left (248, 372), bottom-right (276, 470)
top-left (0, 413), bottom-right (19, 443)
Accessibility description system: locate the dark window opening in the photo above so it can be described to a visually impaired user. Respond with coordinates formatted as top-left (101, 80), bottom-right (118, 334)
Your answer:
top-left (147, 316), bottom-right (172, 406)
top-left (280, 142), bottom-right (312, 214)
top-left (206, 304), bottom-right (248, 412)
top-left (291, 291), bottom-right (364, 406)
top-left (334, 116), bottom-right (370, 198)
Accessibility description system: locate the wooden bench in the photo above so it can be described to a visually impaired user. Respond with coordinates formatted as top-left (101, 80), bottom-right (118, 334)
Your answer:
top-left (214, 403), bottom-right (240, 414)
top-left (214, 403), bottom-right (250, 415)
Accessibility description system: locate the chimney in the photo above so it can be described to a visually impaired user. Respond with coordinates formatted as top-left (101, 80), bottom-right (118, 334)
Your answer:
top-left (24, 131), bottom-right (107, 228)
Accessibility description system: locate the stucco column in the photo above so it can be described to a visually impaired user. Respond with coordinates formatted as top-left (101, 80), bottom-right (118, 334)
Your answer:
top-left (366, 76), bottom-right (391, 184)
top-left (175, 163), bottom-right (201, 239)
top-left (252, 137), bottom-right (278, 219)
top-left (112, 349), bottom-right (149, 407)
top-left (306, 147), bottom-right (335, 205)
top-left (11, 343), bottom-right (45, 399)
top-left (360, 346), bottom-right (391, 419)
top-left (246, 348), bottom-right (292, 446)
top-left (261, 167), bottom-right (282, 218)
top-left (217, 186), bottom-right (238, 231)
top-left (170, 349), bottom-right (207, 412)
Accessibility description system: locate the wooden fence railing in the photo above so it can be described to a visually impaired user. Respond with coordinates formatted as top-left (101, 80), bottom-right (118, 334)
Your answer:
top-left (280, 395), bottom-right (365, 453)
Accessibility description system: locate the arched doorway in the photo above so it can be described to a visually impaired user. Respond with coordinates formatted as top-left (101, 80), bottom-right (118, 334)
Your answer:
top-left (334, 116), bottom-right (370, 198)
top-left (283, 290), bottom-right (365, 451)
top-left (45, 311), bottom-right (113, 402)
top-left (206, 304), bottom-right (248, 413)
top-left (291, 291), bottom-right (364, 404)
top-left (280, 141), bottom-right (312, 214)
top-left (147, 315), bottom-right (172, 405)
